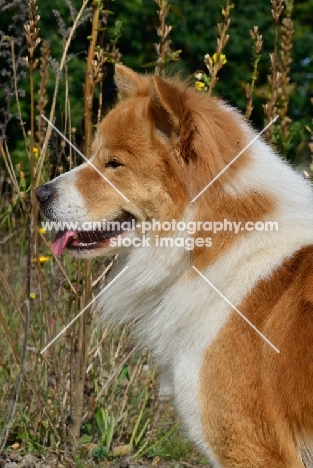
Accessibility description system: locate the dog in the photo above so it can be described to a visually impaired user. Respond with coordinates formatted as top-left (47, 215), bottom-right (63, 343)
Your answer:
top-left (36, 64), bottom-right (313, 467)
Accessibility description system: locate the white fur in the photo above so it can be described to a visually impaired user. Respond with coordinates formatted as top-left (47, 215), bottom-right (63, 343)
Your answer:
top-left (47, 164), bottom-right (89, 223)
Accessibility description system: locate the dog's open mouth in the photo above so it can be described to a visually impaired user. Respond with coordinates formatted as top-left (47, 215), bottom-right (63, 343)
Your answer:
top-left (50, 213), bottom-right (135, 256)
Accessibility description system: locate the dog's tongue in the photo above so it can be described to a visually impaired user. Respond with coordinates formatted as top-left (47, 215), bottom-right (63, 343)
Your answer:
top-left (51, 230), bottom-right (76, 256)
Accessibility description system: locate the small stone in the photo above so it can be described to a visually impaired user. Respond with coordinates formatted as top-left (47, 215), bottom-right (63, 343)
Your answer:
top-left (111, 444), bottom-right (132, 457)
top-left (21, 463), bottom-right (36, 468)
top-left (120, 459), bottom-right (129, 468)
top-left (21, 454), bottom-right (38, 463)
top-left (5, 463), bottom-right (19, 468)
top-left (10, 443), bottom-right (20, 451)
top-left (8, 454), bottom-right (22, 462)
top-left (20, 453), bottom-right (38, 468)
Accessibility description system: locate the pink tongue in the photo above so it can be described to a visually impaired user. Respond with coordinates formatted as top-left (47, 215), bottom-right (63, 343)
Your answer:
top-left (51, 230), bottom-right (76, 256)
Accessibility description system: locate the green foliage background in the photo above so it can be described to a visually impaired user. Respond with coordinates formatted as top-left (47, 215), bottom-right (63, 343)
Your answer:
top-left (0, 0), bottom-right (313, 166)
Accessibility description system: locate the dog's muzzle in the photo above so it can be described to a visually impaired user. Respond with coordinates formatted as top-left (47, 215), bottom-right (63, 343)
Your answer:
top-left (35, 183), bottom-right (54, 204)
top-left (35, 183), bottom-right (57, 219)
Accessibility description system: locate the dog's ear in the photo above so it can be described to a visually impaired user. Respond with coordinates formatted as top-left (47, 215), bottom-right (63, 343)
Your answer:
top-left (150, 76), bottom-right (195, 162)
top-left (115, 64), bottom-right (148, 98)
top-left (150, 76), bottom-right (182, 130)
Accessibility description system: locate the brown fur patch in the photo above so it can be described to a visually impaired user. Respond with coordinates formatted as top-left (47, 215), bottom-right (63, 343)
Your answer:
top-left (200, 246), bottom-right (313, 467)
top-left (191, 190), bottom-right (276, 271)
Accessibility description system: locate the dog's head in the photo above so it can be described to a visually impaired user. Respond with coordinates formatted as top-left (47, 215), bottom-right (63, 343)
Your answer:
top-left (36, 65), bottom-right (248, 258)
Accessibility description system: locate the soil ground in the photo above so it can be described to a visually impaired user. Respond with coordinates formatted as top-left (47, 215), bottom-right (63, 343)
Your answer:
top-left (0, 452), bottom-right (211, 468)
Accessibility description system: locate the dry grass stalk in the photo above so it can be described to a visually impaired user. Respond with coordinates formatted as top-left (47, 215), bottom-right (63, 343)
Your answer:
top-left (204, 0), bottom-right (232, 96)
top-left (24, 0), bottom-right (41, 168)
top-left (24, 0), bottom-right (41, 260)
top-left (94, 48), bottom-right (107, 124)
top-left (0, 140), bottom-right (27, 211)
top-left (155, 0), bottom-right (171, 76)
top-left (24, 0), bottom-right (41, 72)
top-left (154, 0), bottom-right (180, 76)
top-left (84, 2), bottom-right (101, 157)
top-left (10, 39), bottom-right (29, 148)
top-left (63, 59), bottom-right (73, 171)
top-left (245, 26), bottom-right (263, 119)
top-left (36, 39), bottom-right (50, 150)
top-left (68, 0), bottom-right (109, 451)
top-left (263, 0), bottom-right (284, 141)
top-left (277, 2), bottom-right (294, 145)
top-left (24, 0), bottom-right (41, 292)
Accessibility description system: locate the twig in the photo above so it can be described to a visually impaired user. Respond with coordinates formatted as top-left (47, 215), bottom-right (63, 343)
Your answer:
top-left (0, 139), bottom-right (27, 211)
top-left (92, 255), bottom-right (118, 288)
top-left (0, 227), bottom-right (23, 245)
top-left (82, 343), bottom-right (140, 422)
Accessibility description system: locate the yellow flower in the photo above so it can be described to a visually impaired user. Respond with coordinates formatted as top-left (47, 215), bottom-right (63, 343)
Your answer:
top-left (212, 53), bottom-right (227, 65)
top-left (39, 256), bottom-right (50, 263)
top-left (33, 255), bottom-right (50, 263)
top-left (32, 147), bottom-right (39, 158)
top-left (38, 227), bottom-right (47, 235)
top-left (30, 292), bottom-right (36, 299)
top-left (195, 81), bottom-right (205, 92)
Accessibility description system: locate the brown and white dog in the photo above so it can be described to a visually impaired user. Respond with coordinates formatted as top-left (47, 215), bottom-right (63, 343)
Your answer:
top-left (36, 65), bottom-right (313, 467)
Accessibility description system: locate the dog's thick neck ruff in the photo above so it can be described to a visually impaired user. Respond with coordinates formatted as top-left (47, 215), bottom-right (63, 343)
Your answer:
top-left (36, 65), bottom-right (313, 467)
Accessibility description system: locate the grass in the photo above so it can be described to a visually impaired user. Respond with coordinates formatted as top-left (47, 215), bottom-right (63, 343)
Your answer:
top-left (0, 0), bottom-right (312, 465)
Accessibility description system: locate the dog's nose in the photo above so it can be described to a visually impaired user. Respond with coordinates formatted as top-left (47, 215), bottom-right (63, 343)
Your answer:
top-left (35, 184), bottom-right (53, 203)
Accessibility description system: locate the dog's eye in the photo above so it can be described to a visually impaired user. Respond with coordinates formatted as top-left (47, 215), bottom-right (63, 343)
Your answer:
top-left (105, 159), bottom-right (123, 169)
